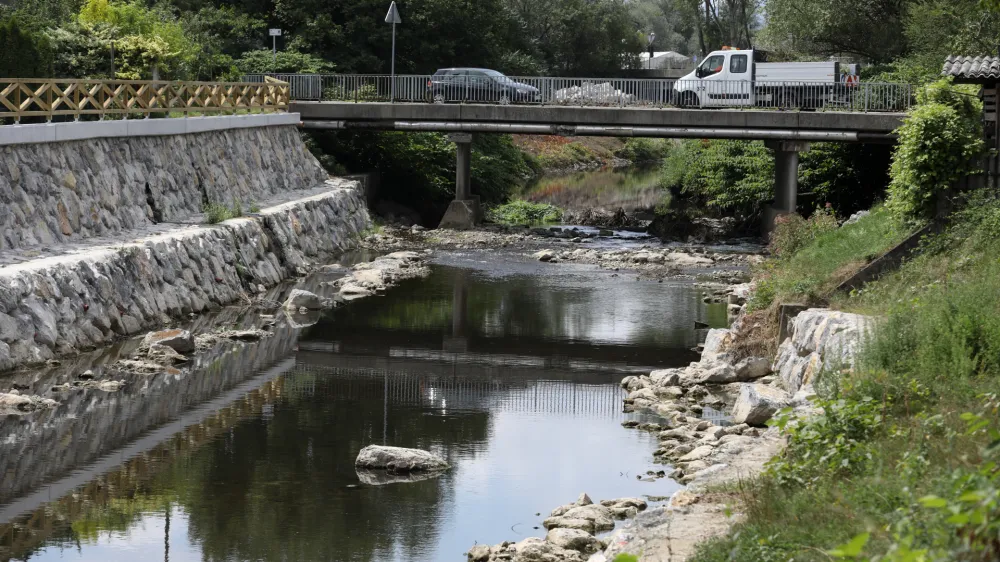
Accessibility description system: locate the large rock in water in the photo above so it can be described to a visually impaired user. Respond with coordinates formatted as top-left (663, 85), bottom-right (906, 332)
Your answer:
top-left (143, 329), bottom-right (195, 354)
top-left (731, 383), bottom-right (791, 425)
top-left (283, 289), bottom-right (328, 311)
top-left (545, 528), bottom-right (601, 554)
top-left (355, 445), bottom-right (450, 472)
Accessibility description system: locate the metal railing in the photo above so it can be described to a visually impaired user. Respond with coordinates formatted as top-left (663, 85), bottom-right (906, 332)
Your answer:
top-left (244, 73), bottom-right (913, 113)
top-left (0, 77), bottom-right (290, 123)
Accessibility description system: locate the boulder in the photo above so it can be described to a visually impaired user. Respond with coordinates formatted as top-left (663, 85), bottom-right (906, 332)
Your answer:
top-left (512, 537), bottom-right (583, 562)
top-left (626, 388), bottom-right (657, 402)
top-left (355, 468), bottom-right (446, 486)
top-left (0, 393), bottom-right (35, 414)
top-left (354, 445), bottom-right (450, 472)
top-left (533, 250), bottom-right (556, 262)
top-left (542, 516), bottom-right (596, 533)
top-left (283, 289), bottom-right (328, 311)
top-left (649, 368), bottom-right (681, 386)
top-left (700, 329), bottom-right (733, 362)
top-left (678, 445), bottom-right (714, 462)
top-left (142, 329), bottom-right (195, 354)
top-left (561, 504), bottom-right (615, 531)
top-left (731, 383), bottom-right (791, 425)
top-left (549, 503), bottom-right (577, 517)
top-left (666, 252), bottom-right (714, 266)
top-left (608, 506), bottom-right (639, 519)
top-left (772, 308), bottom-right (872, 392)
top-left (681, 360), bottom-right (738, 385)
top-left (655, 386), bottom-right (684, 399)
top-left (600, 497), bottom-right (648, 511)
top-left (467, 544), bottom-right (491, 562)
top-left (546, 528), bottom-right (601, 554)
top-left (576, 493), bottom-right (593, 506)
top-left (734, 356), bottom-right (771, 381)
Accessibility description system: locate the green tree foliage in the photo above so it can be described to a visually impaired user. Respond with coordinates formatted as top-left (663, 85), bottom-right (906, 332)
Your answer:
top-left (887, 79), bottom-right (984, 221)
top-left (660, 139), bottom-right (774, 222)
top-left (234, 49), bottom-right (334, 74)
top-left (0, 17), bottom-right (54, 77)
top-left (760, 0), bottom-right (907, 62)
top-left (799, 142), bottom-right (891, 213)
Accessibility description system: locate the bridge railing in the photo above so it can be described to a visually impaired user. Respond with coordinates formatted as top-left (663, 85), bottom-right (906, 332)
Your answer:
top-left (243, 73), bottom-right (914, 112)
top-left (0, 78), bottom-right (290, 123)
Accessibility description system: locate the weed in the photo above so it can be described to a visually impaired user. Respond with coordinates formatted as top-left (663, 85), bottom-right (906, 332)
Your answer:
top-left (486, 200), bottom-right (563, 226)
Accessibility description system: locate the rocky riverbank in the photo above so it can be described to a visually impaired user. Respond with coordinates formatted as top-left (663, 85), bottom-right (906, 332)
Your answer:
top-left (0, 249), bottom-right (432, 418)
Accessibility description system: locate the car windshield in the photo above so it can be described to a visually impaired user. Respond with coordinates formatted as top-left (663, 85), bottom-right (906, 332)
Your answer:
top-left (483, 70), bottom-right (517, 84)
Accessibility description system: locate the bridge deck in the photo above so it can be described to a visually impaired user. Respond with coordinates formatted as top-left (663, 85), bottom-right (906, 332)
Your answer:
top-left (292, 101), bottom-right (904, 140)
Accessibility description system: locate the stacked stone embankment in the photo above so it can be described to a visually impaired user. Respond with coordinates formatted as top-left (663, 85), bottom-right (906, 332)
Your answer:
top-left (0, 125), bottom-right (328, 250)
top-left (0, 124), bottom-right (371, 371)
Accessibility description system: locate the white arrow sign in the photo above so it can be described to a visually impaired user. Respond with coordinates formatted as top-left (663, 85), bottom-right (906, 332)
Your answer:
top-left (385, 1), bottom-right (401, 24)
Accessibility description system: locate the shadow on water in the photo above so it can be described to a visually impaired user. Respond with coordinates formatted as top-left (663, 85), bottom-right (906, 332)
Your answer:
top-left (0, 252), bottom-right (727, 562)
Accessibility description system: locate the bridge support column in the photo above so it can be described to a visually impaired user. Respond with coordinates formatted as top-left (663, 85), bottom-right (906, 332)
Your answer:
top-left (763, 141), bottom-right (810, 234)
top-left (438, 133), bottom-right (481, 229)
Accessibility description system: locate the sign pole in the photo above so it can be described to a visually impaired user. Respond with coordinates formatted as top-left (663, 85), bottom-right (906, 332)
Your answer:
top-left (391, 22), bottom-right (396, 101)
top-left (385, 2), bottom-right (401, 103)
top-left (269, 29), bottom-right (282, 69)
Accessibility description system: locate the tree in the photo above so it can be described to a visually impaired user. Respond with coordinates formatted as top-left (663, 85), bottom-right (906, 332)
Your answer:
top-left (0, 17), bottom-right (53, 77)
top-left (760, 0), bottom-right (907, 62)
top-left (234, 49), bottom-right (334, 74)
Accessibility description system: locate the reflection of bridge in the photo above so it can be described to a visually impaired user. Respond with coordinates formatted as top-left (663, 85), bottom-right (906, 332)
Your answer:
top-left (293, 352), bottom-right (626, 418)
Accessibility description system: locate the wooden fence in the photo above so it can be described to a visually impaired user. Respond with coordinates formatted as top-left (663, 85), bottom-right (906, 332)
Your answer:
top-left (0, 77), bottom-right (289, 122)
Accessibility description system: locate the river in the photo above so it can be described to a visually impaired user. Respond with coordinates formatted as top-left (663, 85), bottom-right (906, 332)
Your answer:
top-left (0, 248), bottom-right (729, 562)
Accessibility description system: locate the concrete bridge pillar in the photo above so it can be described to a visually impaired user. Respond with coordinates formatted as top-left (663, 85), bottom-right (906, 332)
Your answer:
top-left (438, 133), bottom-right (481, 229)
top-left (763, 141), bottom-right (810, 233)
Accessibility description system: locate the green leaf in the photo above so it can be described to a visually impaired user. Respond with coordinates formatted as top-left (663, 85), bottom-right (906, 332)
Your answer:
top-left (918, 495), bottom-right (948, 508)
top-left (828, 532), bottom-right (870, 558)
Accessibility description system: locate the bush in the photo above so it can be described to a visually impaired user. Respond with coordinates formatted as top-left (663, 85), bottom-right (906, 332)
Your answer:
top-left (0, 16), bottom-right (53, 77)
top-left (768, 207), bottom-right (838, 259)
top-left (887, 79), bottom-right (984, 221)
top-left (234, 48), bottom-right (334, 74)
top-left (486, 200), bottom-right (563, 225)
top-left (614, 138), bottom-right (670, 163)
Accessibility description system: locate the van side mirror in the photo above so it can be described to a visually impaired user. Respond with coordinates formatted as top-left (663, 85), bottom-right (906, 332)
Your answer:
top-left (695, 67), bottom-right (704, 78)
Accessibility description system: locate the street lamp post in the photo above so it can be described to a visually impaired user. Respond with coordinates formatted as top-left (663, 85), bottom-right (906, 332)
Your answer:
top-left (384, 1), bottom-right (401, 101)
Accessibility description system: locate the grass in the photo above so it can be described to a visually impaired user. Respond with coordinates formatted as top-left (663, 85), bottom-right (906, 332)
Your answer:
top-left (691, 190), bottom-right (1000, 561)
top-left (203, 200), bottom-right (247, 224)
top-left (486, 200), bottom-right (563, 226)
top-left (748, 206), bottom-right (911, 311)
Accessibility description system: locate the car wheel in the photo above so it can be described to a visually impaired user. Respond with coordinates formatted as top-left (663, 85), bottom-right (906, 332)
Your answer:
top-left (499, 94), bottom-right (511, 105)
top-left (433, 93), bottom-right (445, 104)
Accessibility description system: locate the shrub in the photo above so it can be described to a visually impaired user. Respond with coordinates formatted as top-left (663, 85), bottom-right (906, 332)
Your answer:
top-left (887, 79), bottom-right (984, 221)
top-left (768, 206), bottom-right (839, 259)
top-left (204, 202), bottom-right (233, 224)
top-left (486, 200), bottom-right (563, 225)
top-left (614, 138), bottom-right (670, 163)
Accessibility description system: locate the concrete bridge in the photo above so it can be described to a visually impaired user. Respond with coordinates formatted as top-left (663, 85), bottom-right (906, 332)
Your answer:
top-left (292, 100), bottom-right (905, 230)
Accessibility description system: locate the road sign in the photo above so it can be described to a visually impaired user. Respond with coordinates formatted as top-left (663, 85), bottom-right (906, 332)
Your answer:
top-left (385, 1), bottom-right (401, 24)
top-left (269, 28), bottom-right (281, 36)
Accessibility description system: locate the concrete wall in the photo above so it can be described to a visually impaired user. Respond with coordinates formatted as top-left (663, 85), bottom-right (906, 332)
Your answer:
top-left (0, 117), bottom-right (326, 251)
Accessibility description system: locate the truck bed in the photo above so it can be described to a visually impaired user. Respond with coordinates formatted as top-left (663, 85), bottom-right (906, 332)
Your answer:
top-left (755, 62), bottom-right (838, 83)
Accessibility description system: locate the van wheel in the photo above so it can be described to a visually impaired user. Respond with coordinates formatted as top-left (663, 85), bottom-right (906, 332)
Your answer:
top-left (677, 92), bottom-right (698, 108)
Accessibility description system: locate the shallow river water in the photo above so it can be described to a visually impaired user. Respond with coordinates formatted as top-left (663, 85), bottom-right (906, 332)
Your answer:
top-left (0, 250), bottom-right (728, 562)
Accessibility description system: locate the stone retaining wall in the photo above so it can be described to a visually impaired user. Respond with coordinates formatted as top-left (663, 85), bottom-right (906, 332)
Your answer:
top-left (0, 125), bottom-right (328, 250)
top-left (0, 182), bottom-right (370, 371)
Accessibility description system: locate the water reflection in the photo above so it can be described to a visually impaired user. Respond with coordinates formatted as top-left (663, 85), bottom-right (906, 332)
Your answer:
top-left (0, 255), bottom-right (724, 562)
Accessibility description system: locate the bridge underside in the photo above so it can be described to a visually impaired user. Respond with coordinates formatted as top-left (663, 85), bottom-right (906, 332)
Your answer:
top-left (293, 102), bottom-right (904, 230)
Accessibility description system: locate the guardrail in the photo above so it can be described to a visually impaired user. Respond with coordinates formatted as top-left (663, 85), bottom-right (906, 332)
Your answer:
top-left (244, 73), bottom-right (913, 113)
top-left (0, 77), bottom-right (290, 123)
